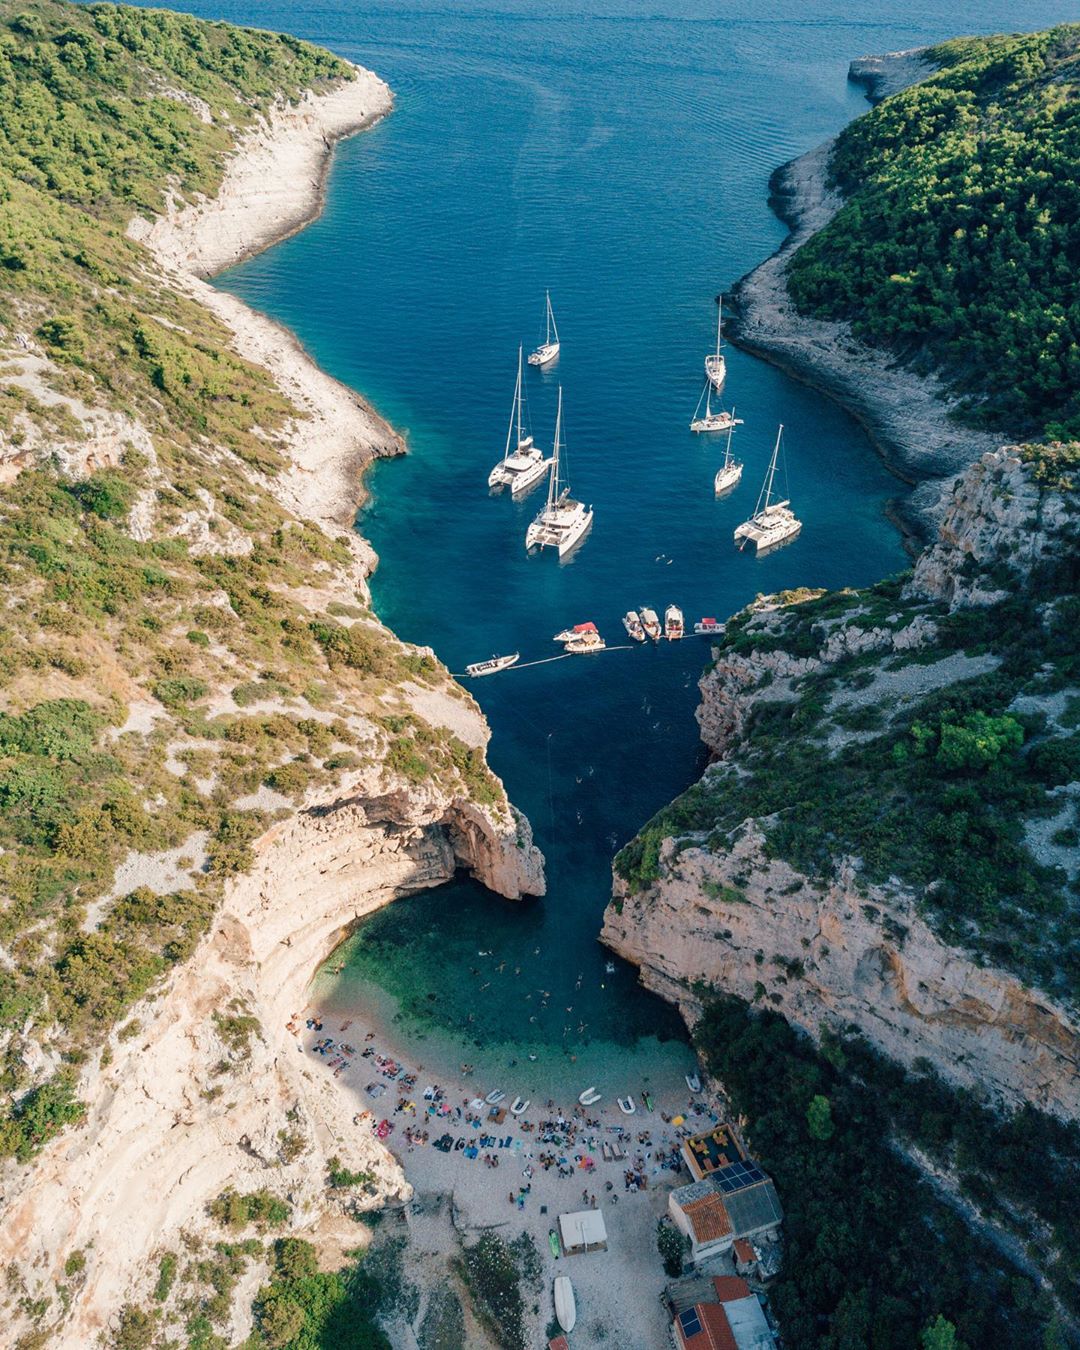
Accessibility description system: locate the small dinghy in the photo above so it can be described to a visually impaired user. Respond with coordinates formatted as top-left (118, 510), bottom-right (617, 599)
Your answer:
top-left (578, 1086), bottom-right (602, 1107)
top-left (618, 1096), bottom-right (637, 1115)
top-left (686, 1072), bottom-right (702, 1094)
top-left (466, 653), bottom-right (519, 678)
top-left (510, 1097), bottom-right (530, 1116)
top-left (554, 1275), bottom-right (577, 1334)
top-left (485, 1088), bottom-right (506, 1105)
top-left (639, 607), bottom-right (661, 642)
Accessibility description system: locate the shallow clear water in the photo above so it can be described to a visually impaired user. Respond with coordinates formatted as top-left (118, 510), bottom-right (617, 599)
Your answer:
top-left (148, 0), bottom-right (1070, 1071)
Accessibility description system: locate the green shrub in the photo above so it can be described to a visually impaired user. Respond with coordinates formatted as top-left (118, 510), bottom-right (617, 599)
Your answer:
top-left (208, 1188), bottom-right (291, 1232)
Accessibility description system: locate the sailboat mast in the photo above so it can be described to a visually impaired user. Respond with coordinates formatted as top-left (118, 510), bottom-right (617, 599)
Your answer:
top-left (502, 351), bottom-right (521, 464)
top-left (716, 296), bottom-right (723, 358)
top-left (723, 408), bottom-right (735, 466)
top-left (546, 387), bottom-right (563, 510)
top-left (764, 425), bottom-right (782, 508)
top-left (515, 344), bottom-right (524, 446)
top-left (545, 290), bottom-right (552, 345)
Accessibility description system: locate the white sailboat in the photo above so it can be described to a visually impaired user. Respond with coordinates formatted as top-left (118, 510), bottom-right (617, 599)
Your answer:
top-left (527, 290), bottom-right (560, 367)
top-left (705, 295), bottom-right (727, 391)
top-left (714, 410), bottom-right (743, 496)
top-left (690, 381), bottom-right (741, 434)
top-left (525, 388), bottom-right (593, 557)
top-left (734, 424), bottom-right (802, 554)
top-left (488, 346), bottom-right (553, 495)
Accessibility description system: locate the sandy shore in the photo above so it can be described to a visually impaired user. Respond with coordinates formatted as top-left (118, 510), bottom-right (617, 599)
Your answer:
top-left (298, 1002), bottom-right (728, 1348)
top-left (725, 49), bottom-right (1003, 543)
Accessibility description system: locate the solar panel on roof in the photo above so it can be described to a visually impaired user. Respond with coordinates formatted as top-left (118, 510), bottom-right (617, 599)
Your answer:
top-left (714, 1160), bottom-right (765, 1192)
top-left (679, 1309), bottom-right (703, 1337)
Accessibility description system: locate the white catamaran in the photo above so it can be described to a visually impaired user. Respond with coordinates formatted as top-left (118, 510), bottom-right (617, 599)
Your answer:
top-left (488, 346), bottom-right (553, 495)
top-left (734, 424), bottom-right (802, 554)
top-left (714, 409), bottom-right (743, 497)
top-left (690, 381), bottom-right (741, 435)
top-left (705, 295), bottom-right (727, 391)
top-left (528, 290), bottom-right (560, 367)
top-left (525, 388), bottom-right (593, 557)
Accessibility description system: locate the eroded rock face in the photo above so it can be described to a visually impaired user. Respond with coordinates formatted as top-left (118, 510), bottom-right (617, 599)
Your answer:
top-left (0, 762), bottom-right (540, 1347)
top-left (603, 823), bottom-right (1080, 1117)
top-left (908, 447), bottom-right (1078, 609)
top-left (608, 450), bottom-right (1080, 1120)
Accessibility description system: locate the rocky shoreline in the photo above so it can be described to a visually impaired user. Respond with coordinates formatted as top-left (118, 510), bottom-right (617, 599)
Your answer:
top-left (725, 49), bottom-right (1003, 544)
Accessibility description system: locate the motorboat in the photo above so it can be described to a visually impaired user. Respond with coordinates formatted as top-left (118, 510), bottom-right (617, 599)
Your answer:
top-left (735, 424), bottom-right (802, 554)
top-left (566, 628), bottom-right (605, 654)
top-left (465, 653), bottom-right (520, 678)
top-left (664, 605), bottom-right (684, 640)
top-left (639, 607), bottom-right (661, 642)
top-left (694, 618), bottom-right (725, 636)
top-left (617, 1096), bottom-right (637, 1115)
top-left (528, 289), bottom-right (560, 366)
top-left (622, 611), bottom-right (646, 642)
top-left (489, 345), bottom-right (552, 494)
top-left (556, 621), bottom-right (600, 644)
top-left (705, 294), bottom-right (727, 391)
top-left (525, 388), bottom-right (593, 557)
top-left (578, 1086), bottom-right (601, 1106)
top-left (554, 1275), bottom-right (577, 1334)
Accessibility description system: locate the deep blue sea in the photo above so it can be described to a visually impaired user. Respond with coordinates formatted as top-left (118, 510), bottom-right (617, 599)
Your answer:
top-left (135, 0), bottom-right (1074, 1078)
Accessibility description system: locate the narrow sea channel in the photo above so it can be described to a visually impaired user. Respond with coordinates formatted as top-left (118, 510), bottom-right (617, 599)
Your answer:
top-left (183, 0), bottom-right (1069, 1089)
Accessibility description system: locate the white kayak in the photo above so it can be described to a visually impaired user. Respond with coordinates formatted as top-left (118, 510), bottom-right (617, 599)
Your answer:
top-left (554, 1275), bottom-right (577, 1333)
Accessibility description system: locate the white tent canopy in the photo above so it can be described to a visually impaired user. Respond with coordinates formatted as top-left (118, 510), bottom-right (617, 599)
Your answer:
top-left (558, 1209), bottom-right (608, 1254)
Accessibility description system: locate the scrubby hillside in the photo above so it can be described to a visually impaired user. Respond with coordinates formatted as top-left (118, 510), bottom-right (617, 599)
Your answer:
top-left (787, 25), bottom-right (1080, 438)
top-left (0, 5), bottom-right (542, 1343)
top-left (605, 444), bottom-right (1080, 1344)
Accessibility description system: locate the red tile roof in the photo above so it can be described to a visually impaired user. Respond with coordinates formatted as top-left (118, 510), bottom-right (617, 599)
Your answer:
top-left (548, 1338), bottom-right (570, 1350)
top-left (732, 1239), bottom-right (756, 1266)
top-left (681, 1193), bottom-right (733, 1244)
top-left (713, 1275), bottom-right (752, 1303)
top-left (676, 1303), bottom-right (738, 1350)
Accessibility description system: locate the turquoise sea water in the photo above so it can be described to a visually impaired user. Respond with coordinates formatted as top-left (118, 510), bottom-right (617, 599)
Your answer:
top-left (146, 0), bottom-right (1071, 1070)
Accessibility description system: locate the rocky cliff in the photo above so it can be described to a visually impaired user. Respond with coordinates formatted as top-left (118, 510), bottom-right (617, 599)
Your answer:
top-left (0, 16), bottom-right (543, 1345)
top-left (604, 447), bottom-right (1080, 1118)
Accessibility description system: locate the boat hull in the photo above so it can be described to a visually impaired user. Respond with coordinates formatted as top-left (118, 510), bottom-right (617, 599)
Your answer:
top-left (705, 354), bottom-right (726, 390)
top-left (554, 1276), bottom-right (577, 1334)
top-left (528, 342), bottom-right (560, 367)
top-left (714, 462), bottom-right (743, 496)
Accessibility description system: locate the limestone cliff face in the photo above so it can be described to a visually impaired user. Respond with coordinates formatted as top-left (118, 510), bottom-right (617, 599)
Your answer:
top-left (908, 447), bottom-right (1078, 609)
top-left (604, 448), bottom-right (1080, 1119)
top-left (0, 741), bottom-right (541, 1347)
top-left (604, 824), bottom-right (1079, 1117)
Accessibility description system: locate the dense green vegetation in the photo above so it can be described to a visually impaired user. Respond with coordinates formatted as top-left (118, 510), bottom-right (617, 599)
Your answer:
top-left (695, 997), bottom-right (1080, 1349)
top-left (617, 536), bottom-right (1080, 996)
top-left (0, 0), bottom-right (502, 1185)
top-left (252, 1239), bottom-right (388, 1350)
top-left (787, 25), bottom-right (1080, 438)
